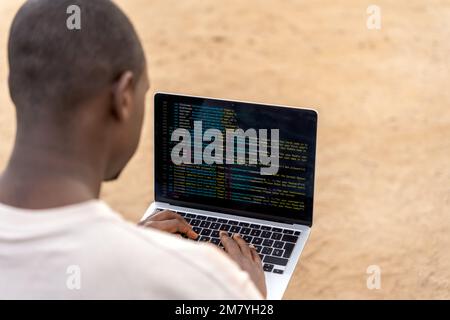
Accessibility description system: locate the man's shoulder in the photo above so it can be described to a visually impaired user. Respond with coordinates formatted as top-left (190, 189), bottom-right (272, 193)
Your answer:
top-left (82, 205), bottom-right (255, 298)
top-left (82, 203), bottom-right (228, 276)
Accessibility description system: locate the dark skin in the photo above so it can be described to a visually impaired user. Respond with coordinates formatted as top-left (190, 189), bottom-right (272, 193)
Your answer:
top-left (0, 66), bottom-right (266, 297)
top-left (139, 211), bottom-right (266, 297)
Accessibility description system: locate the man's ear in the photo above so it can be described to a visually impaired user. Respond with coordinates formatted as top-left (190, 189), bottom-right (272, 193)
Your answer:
top-left (111, 71), bottom-right (135, 121)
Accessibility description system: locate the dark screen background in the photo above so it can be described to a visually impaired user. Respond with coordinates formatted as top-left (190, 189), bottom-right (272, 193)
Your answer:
top-left (154, 93), bottom-right (317, 225)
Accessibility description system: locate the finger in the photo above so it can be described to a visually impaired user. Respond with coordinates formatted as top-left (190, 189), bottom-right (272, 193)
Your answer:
top-left (249, 244), bottom-right (262, 264)
top-left (149, 210), bottom-right (183, 222)
top-left (232, 234), bottom-right (253, 257)
top-left (167, 211), bottom-right (188, 223)
top-left (138, 210), bottom-right (175, 225)
top-left (147, 219), bottom-right (198, 239)
top-left (220, 231), bottom-right (240, 256)
top-left (174, 220), bottom-right (199, 239)
top-left (142, 220), bottom-right (174, 231)
top-left (144, 210), bottom-right (190, 227)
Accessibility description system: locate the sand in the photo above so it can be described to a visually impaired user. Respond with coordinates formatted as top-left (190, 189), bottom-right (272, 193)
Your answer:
top-left (0, 0), bottom-right (449, 299)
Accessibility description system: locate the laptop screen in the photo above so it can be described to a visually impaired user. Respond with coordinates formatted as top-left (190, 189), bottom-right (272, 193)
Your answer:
top-left (154, 93), bottom-right (317, 226)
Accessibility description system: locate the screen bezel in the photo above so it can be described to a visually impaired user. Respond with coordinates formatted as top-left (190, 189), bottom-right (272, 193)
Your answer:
top-left (153, 92), bottom-right (317, 227)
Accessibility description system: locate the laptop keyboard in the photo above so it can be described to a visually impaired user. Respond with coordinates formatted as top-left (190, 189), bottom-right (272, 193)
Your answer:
top-left (155, 209), bottom-right (301, 274)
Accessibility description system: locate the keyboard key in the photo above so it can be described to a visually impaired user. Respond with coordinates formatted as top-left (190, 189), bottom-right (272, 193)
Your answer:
top-left (250, 229), bottom-right (261, 237)
top-left (283, 229), bottom-right (294, 234)
top-left (211, 238), bottom-right (220, 245)
top-left (210, 223), bottom-right (221, 230)
top-left (186, 213), bottom-right (195, 218)
top-left (199, 236), bottom-right (210, 242)
top-left (254, 245), bottom-right (262, 253)
top-left (262, 247), bottom-right (273, 255)
top-left (273, 249), bottom-right (284, 257)
top-left (263, 239), bottom-right (274, 246)
top-left (238, 222), bottom-right (249, 227)
top-left (220, 224), bottom-right (231, 231)
top-left (282, 234), bottom-right (299, 243)
top-left (240, 228), bottom-right (251, 235)
top-left (193, 227), bottom-right (201, 234)
top-left (211, 230), bottom-right (220, 238)
top-left (261, 231), bottom-right (272, 239)
top-left (200, 229), bottom-right (212, 236)
top-left (243, 235), bottom-right (253, 243)
top-left (294, 231), bottom-right (301, 236)
top-left (177, 212), bottom-right (186, 217)
top-left (252, 237), bottom-right (263, 245)
top-left (263, 256), bottom-right (288, 266)
top-left (263, 264), bottom-right (274, 272)
top-left (283, 243), bottom-right (295, 258)
top-left (228, 220), bottom-right (239, 225)
top-left (261, 226), bottom-right (271, 231)
top-left (197, 216), bottom-right (207, 220)
top-left (190, 219), bottom-right (200, 226)
top-left (273, 241), bottom-right (284, 249)
top-left (217, 218), bottom-right (228, 223)
top-left (200, 221), bottom-right (211, 228)
top-left (250, 224), bottom-right (260, 229)
top-left (272, 227), bottom-right (282, 233)
top-left (184, 218), bottom-right (191, 224)
top-left (206, 217), bottom-right (217, 222)
top-left (230, 226), bottom-right (241, 233)
top-left (271, 233), bottom-right (282, 240)
top-left (273, 269), bottom-right (284, 274)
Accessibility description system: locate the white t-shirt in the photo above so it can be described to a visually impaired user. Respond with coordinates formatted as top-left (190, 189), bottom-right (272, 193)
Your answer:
top-left (0, 200), bottom-right (262, 299)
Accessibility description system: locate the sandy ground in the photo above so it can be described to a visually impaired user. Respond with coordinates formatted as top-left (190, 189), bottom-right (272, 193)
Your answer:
top-left (1, 0), bottom-right (449, 299)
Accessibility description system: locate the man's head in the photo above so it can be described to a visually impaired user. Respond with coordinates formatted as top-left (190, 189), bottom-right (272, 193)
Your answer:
top-left (8, 0), bottom-right (148, 181)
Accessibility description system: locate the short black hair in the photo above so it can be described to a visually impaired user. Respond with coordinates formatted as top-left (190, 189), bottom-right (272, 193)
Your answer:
top-left (8, 0), bottom-right (145, 114)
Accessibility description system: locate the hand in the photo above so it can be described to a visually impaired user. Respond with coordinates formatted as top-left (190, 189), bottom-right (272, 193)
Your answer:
top-left (219, 231), bottom-right (267, 298)
top-left (138, 210), bottom-right (198, 240)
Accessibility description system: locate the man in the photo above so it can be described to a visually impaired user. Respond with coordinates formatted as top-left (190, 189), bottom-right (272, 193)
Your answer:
top-left (0, 0), bottom-right (265, 299)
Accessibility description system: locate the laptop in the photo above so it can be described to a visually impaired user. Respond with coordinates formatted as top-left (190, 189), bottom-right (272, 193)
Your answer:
top-left (142, 92), bottom-right (318, 299)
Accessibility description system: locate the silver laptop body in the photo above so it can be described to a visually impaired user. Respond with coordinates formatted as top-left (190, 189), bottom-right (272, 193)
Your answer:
top-left (143, 93), bottom-right (318, 300)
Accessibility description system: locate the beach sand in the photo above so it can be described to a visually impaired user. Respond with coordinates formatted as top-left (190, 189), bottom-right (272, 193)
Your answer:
top-left (0, 0), bottom-right (449, 299)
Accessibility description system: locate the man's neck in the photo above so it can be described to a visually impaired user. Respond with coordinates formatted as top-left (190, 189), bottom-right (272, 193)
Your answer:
top-left (0, 138), bottom-right (104, 210)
